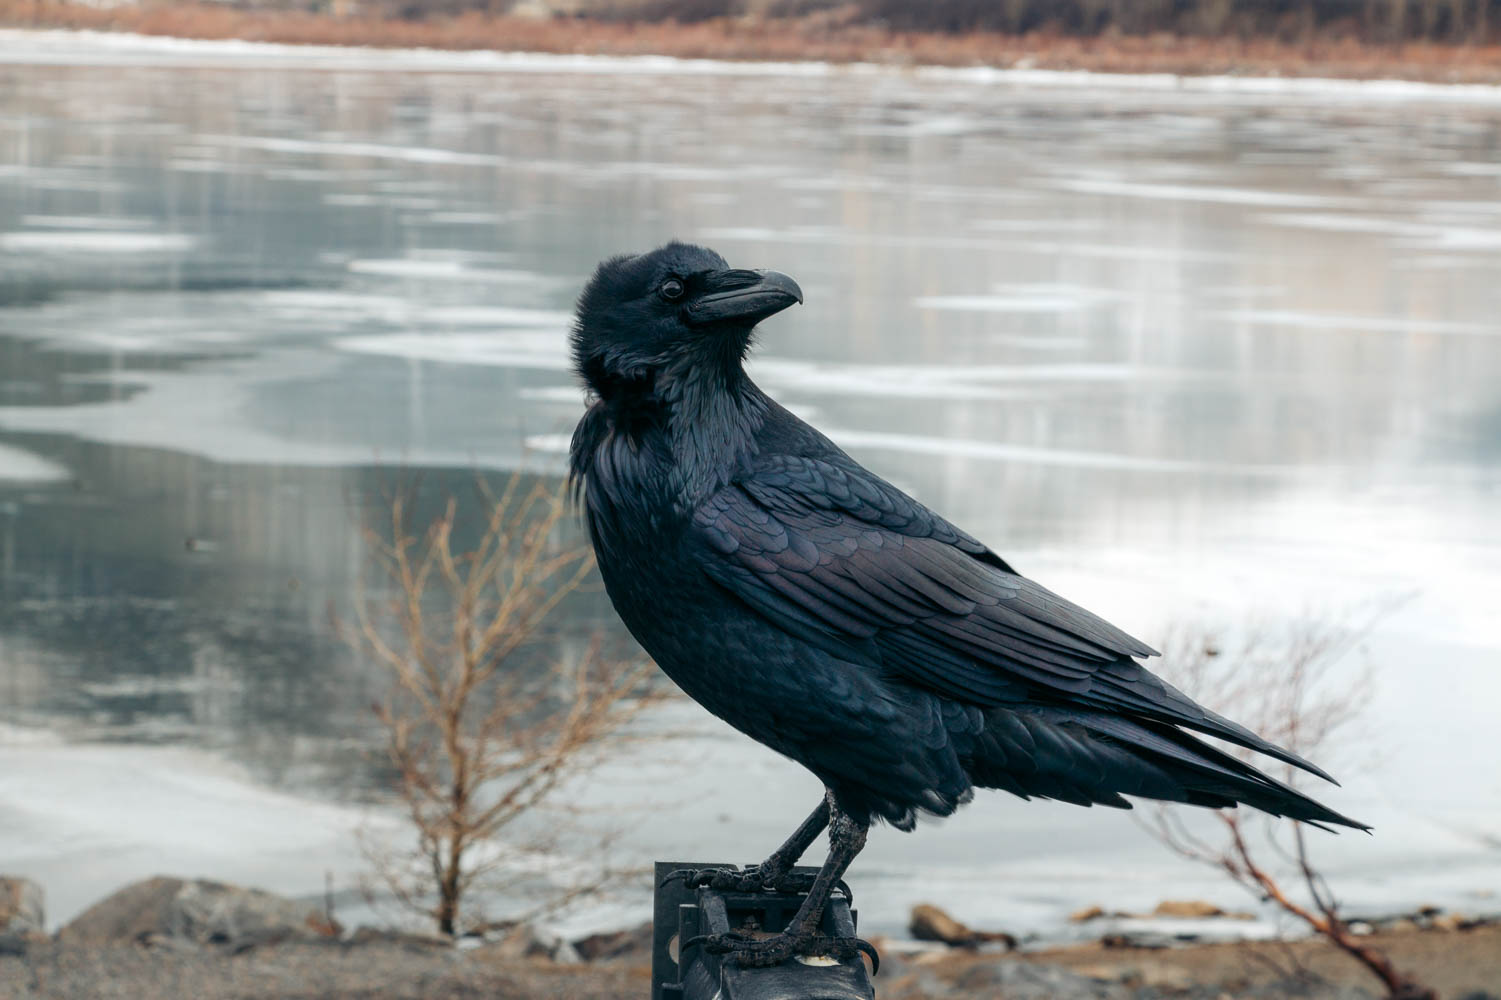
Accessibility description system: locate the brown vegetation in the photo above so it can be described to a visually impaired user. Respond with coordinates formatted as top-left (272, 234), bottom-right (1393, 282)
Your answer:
top-left (807, 0), bottom-right (1501, 44)
top-left (880, 924), bottom-right (1501, 1000)
top-left (340, 477), bottom-right (660, 938)
top-left (1141, 616), bottom-right (1437, 1000)
top-left (6, 0), bottom-right (1501, 83)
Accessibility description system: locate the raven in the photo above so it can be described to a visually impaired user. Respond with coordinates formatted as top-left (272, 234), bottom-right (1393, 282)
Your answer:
top-left (568, 241), bottom-right (1365, 968)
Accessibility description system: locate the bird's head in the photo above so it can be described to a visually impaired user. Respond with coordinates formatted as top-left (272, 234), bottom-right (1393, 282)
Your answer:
top-left (571, 241), bottom-right (802, 401)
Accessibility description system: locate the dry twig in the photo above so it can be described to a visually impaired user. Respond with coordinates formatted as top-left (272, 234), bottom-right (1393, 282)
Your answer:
top-left (339, 474), bottom-right (661, 937)
top-left (1140, 614), bottom-right (1435, 1000)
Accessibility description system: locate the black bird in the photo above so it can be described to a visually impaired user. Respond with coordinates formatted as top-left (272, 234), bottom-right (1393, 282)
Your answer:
top-left (568, 242), bottom-right (1365, 968)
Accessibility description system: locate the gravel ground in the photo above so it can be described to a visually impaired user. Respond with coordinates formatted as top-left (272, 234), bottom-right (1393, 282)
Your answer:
top-left (2, 926), bottom-right (1496, 1000)
top-left (0, 941), bottom-right (647, 1000)
top-left (881, 924), bottom-right (1501, 1000)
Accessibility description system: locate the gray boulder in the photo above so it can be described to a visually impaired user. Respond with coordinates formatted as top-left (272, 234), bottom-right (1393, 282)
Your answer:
top-left (909, 903), bottom-right (1017, 950)
top-left (59, 876), bottom-right (339, 951)
top-left (0, 877), bottom-right (46, 956)
top-left (344, 927), bottom-right (453, 952)
top-left (0, 877), bottom-right (44, 934)
top-left (483, 923), bottom-right (582, 964)
top-left (572, 921), bottom-right (652, 962)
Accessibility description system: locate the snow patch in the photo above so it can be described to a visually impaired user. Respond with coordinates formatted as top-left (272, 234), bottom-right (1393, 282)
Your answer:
top-left (347, 258), bottom-right (546, 283)
top-left (0, 231), bottom-right (195, 253)
top-left (1215, 309), bottom-right (1495, 336)
top-left (334, 331), bottom-right (569, 370)
top-left (915, 283), bottom-right (1117, 313)
top-left (0, 443), bottom-right (69, 483)
top-left (0, 725), bottom-right (400, 928)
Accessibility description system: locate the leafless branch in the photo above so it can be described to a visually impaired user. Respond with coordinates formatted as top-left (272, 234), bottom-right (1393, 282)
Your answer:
top-left (1137, 612), bottom-right (1435, 1000)
top-left (338, 473), bottom-right (665, 937)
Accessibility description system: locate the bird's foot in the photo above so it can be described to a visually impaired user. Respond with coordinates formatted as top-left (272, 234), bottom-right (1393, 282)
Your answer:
top-left (685, 930), bottom-right (879, 973)
top-left (659, 866), bottom-right (851, 900)
top-left (660, 865), bottom-right (775, 893)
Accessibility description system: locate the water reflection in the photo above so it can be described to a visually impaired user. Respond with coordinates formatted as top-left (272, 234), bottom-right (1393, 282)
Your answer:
top-left (1, 44), bottom-right (1498, 932)
top-left (0, 433), bottom-right (615, 796)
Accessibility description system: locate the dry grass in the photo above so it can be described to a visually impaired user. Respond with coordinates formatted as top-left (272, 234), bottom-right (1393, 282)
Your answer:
top-left (6, 0), bottom-right (1501, 83)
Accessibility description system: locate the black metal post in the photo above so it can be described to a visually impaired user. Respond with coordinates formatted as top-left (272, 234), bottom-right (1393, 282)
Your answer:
top-left (652, 861), bottom-right (875, 1000)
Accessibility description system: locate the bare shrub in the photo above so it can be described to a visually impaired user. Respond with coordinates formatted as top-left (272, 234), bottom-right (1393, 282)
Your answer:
top-left (340, 476), bottom-right (661, 938)
top-left (1141, 612), bottom-right (1437, 1000)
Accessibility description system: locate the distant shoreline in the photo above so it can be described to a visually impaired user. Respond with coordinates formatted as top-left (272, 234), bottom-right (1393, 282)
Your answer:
top-left (4, 2), bottom-right (1501, 85)
top-left (7, 29), bottom-right (1501, 108)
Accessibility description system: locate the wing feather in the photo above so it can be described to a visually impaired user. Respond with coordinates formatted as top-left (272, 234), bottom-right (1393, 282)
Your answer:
top-left (692, 454), bottom-right (1332, 782)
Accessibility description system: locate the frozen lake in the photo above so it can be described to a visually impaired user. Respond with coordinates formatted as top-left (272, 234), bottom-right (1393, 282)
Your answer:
top-left (1, 32), bottom-right (1498, 942)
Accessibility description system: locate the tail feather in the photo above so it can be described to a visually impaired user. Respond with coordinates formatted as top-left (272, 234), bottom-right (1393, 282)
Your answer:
top-left (966, 705), bottom-right (1369, 831)
top-left (1083, 663), bottom-right (1340, 785)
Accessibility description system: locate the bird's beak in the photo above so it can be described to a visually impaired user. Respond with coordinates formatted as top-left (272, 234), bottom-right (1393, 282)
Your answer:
top-left (684, 269), bottom-right (803, 327)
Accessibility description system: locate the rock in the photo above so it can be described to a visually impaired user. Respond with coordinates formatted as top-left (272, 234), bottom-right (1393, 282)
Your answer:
top-left (0, 877), bottom-right (45, 935)
top-left (1100, 931), bottom-right (1178, 949)
top-left (344, 927), bottom-right (453, 952)
top-left (487, 923), bottom-right (582, 964)
top-left (572, 921), bottom-right (652, 962)
top-left (0, 931), bottom-right (45, 957)
top-left (954, 960), bottom-right (1129, 999)
top-left (1151, 899), bottom-right (1252, 920)
top-left (550, 938), bottom-right (583, 964)
top-left (1135, 962), bottom-right (1196, 991)
top-left (1070, 905), bottom-right (1107, 923)
top-left (1431, 912), bottom-right (1467, 932)
top-left (58, 876), bottom-right (340, 951)
top-left (908, 904), bottom-right (1016, 950)
top-left (909, 903), bottom-right (970, 944)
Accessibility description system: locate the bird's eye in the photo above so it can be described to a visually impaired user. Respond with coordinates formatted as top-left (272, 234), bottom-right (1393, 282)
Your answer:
top-left (659, 279), bottom-right (685, 301)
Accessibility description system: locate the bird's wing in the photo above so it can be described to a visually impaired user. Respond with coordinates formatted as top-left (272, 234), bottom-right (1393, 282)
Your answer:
top-left (691, 453), bottom-right (1331, 780)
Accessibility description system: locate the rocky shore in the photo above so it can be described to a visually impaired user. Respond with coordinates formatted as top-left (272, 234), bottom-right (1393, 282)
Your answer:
top-left (3, 875), bottom-right (1499, 999)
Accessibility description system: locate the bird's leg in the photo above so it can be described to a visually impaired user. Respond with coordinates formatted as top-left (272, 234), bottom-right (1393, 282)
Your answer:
top-left (749, 796), bottom-right (834, 892)
top-left (662, 796), bottom-right (832, 893)
top-left (685, 804), bottom-right (877, 971)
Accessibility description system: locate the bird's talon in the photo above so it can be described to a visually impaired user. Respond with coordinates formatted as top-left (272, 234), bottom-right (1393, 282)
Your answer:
top-left (658, 867), bottom-right (700, 888)
top-left (804, 934), bottom-right (880, 974)
top-left (683, 931), bottom-right (750, 955)
top-left (660, 866), bottom-right (752, 890)
top-left (666, 865), bottom-right (815, 894)
top-left (682, 931), bottom-right (879, 970)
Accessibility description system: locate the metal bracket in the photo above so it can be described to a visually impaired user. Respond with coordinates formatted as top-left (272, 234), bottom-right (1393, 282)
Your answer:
top-left (652, 861), bottom-right (874, 1000)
